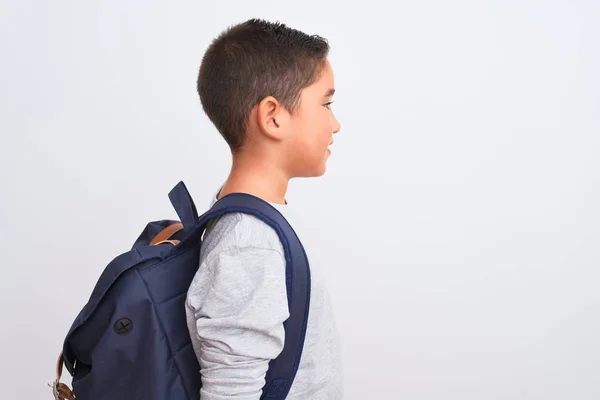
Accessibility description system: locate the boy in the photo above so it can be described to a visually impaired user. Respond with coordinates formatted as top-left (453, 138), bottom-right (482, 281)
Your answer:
top-left (184, 19), bottom-right (343, 399)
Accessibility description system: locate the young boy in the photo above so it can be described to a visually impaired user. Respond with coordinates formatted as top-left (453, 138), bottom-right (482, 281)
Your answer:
top-left (184, 19), bottom-right (343, 400)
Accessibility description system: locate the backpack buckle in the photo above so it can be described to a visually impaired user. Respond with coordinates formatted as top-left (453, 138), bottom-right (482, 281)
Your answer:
top-left (49, 381), bottom-right (59, 400)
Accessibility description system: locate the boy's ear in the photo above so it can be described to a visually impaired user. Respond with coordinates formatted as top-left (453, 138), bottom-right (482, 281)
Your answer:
top-left (256, 96), bottom-right (289, 141)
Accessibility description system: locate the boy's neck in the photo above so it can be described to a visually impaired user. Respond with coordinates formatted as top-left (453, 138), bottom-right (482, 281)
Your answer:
top-left (217, 151), bottom-right (289, 205)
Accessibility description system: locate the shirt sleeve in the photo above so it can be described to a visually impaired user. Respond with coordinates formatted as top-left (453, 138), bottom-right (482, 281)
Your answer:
top-left (186, 246), bottom-right (289, 400)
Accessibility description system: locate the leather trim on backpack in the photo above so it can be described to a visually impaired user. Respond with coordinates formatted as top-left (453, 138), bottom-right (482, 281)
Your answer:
top-left (149, 222), bottom-right (183, 245)
top-left (51, 351), bottom-right (76, 399)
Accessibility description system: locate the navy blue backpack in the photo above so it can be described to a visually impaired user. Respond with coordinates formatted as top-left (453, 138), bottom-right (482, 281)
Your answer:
top-left (52, 181), bottom-right (311, 400)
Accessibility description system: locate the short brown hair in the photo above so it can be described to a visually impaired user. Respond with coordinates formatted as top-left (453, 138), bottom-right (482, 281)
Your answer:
top-left (197, 19), bottom-right (330, 151)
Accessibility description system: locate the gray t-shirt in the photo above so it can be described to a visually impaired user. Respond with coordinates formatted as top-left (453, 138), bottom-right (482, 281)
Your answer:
top-left (185, 193), bottom-right (343, 399)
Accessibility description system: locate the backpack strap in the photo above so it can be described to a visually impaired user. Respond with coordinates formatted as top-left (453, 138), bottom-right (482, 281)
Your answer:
top-left (185, 191), bottom-right (311, 400)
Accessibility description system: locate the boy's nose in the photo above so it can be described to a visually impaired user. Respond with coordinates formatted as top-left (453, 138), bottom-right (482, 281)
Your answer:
top-left (332, 115), bottom-right (341, 134)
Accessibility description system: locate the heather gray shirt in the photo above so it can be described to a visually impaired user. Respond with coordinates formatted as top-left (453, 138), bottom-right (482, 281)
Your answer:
top-left (185, 194), bottom-right (343, 399)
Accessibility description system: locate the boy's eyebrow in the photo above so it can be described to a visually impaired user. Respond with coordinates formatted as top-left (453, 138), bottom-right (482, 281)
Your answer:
top-left (324, 88), bottom-right (335, 98)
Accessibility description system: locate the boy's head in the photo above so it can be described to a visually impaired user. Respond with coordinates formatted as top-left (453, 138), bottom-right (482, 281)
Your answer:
top-left (197, 18), bottom-right (340, 178)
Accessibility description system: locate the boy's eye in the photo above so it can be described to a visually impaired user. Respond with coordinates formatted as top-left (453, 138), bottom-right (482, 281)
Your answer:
top-left (323, 101), bottom-right (334, 109)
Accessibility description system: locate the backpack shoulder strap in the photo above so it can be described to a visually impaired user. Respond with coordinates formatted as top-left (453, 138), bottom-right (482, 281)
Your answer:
top-left (194, 192), bottom-right (311, 400)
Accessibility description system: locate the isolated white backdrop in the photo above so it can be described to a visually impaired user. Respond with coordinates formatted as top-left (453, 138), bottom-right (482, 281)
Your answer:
top-left (1, 1), bottom-right (599, 399)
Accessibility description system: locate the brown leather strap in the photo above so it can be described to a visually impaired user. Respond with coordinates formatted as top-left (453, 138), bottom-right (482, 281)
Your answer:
top-left (55, 383), bottom-right (76, 400)
top-left (55, 351), bottom-right (63, 382)
top-left (53, 351), bottom-right (76, 399)
top-left (150, 223), bottom-right (183, 246)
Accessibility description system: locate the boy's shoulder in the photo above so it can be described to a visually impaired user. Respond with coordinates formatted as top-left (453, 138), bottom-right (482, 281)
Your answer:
top-left (200, 210), bottom-right (285, 261)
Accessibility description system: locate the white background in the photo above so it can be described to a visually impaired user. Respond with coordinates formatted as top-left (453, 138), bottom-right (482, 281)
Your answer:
top-left (1, 1), bottom-right (599, 399)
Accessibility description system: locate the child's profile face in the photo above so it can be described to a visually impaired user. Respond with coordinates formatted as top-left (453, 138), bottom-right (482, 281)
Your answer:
top-left (286, 60), bottom-right (341, 177)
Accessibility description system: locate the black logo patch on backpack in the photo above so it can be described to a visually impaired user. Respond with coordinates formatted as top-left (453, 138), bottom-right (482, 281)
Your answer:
top-left (114, 318), bottom-right (133, 335)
